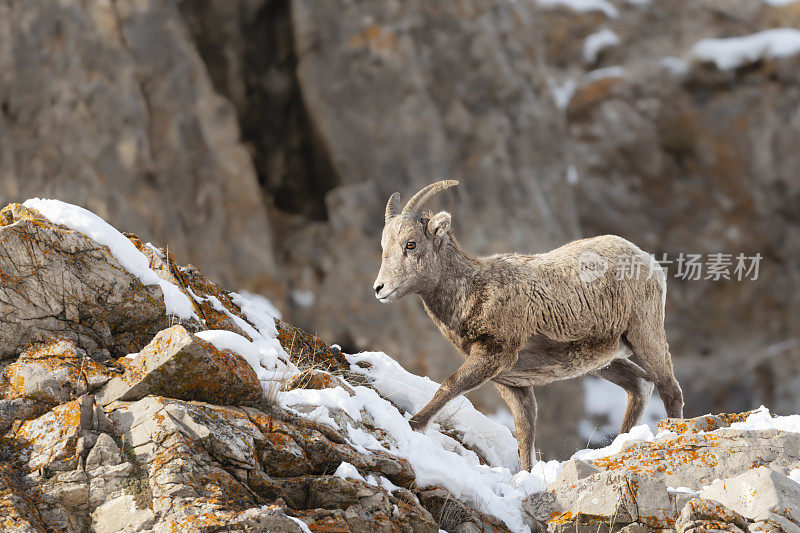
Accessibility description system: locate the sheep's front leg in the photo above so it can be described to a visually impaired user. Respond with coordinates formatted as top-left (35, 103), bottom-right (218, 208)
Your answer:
top-left (409, 348), bottom-right (515, 431)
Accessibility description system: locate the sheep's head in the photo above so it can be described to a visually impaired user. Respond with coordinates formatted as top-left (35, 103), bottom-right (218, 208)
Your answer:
top-left (373, 180), bottom-right (458, 302)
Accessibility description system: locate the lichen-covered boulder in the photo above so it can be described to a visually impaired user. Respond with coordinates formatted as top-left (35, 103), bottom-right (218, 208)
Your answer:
top-left (2, 340), bottom-right (116, 406)
top-left (96, 325), bottom-right (263, 406)
top-left (676, 498), bottom-right (751, 533)
top-left (528, 412), bottom-right (800, 532)
top-left (0, 204), bottom-right (169, 359)
top-left (523, 470), bottom-right (675, 530)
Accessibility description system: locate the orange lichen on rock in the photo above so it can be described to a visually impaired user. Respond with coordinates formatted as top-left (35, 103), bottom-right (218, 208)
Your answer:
top-left (3, 340), bottom-right (115, 404)
top-left (282, 369), bottom-right (339, 391)
top-left (275, 320), bottom-right (349, 373)
top-left (14, 400), bottom-right (83, 471)
top-left (593, 433), bottom-right (721, 478)
top-left (657, 410), bottom-right (760, 434)
top-left (0, 463), bottom-right (50, 531)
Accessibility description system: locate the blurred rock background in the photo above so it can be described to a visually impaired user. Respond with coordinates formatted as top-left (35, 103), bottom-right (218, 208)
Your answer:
top-left (1, 0), bottom-right (798, 458)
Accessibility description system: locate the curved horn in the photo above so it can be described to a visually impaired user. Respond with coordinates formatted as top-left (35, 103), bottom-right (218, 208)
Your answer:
top-left (384, 192), bottom-right (401, 222)
top-left (401, 180), bottom-right (459, 214)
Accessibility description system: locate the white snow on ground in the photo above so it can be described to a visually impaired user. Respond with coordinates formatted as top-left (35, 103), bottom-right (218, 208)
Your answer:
top-left (194, 293), bottom-right (296, 387)
top-left (537, 0), bottom-right (618, 19)
top-left (583, 29), bottom-right (620, 64)
top-left (729, 405), bottom-right (800, 433)
top-left (579, 375), bottom-right (667, 445)
top-left (334, 461), bottom-right (367, 482)
top-left (234, 290), bottom-right (282, 321)
top-left (690, 28), bottom-right (800, 70)
top-left (790, 467), bottom-right (800, 485)
top-left (280, 349), bottom-right (563, 532)
top-left (23, 198), bottom-right (197, 320)
top-left (489, 409), bottom-right (515, 431)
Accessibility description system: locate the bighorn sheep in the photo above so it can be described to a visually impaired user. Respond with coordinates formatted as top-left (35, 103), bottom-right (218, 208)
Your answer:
top-left (373, 180), bottom-right (683, 471)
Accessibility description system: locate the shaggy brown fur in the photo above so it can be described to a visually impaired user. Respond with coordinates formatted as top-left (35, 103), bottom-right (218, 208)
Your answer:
top-left (374, 181), bottom-right (683, 471)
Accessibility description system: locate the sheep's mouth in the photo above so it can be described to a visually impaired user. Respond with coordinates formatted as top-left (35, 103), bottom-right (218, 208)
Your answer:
top-left (377, 287), bottom-right (398, 302)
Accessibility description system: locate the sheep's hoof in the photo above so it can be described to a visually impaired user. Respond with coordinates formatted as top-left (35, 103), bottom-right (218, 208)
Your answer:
top-left (408, 415), bottom-right (427, 432)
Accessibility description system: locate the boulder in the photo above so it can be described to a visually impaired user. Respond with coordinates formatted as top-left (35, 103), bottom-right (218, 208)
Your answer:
top-left (91, 495), bottom-right (156, 533)
top-left (675, 497), bottom-right (751, 533)
top-left (2, 340), bottom-right (115, 405)
top-left (0, 204), bottom-right (170, 360)
top-left (699, 467), bottom-right (800, 529)
top-left (523, 470), bottom-right (674, 530)
top-left (587, 427), bottom-right (800, 489)
top-left (96, 325), bottom-right (263, 406)
top-left (12, 400), bottom-right (85, 472)
top-left (84, 433), bottom-right (123, 471)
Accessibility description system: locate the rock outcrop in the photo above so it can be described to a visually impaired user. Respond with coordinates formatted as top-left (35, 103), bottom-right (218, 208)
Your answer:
top-left (0, 201), bottom-right (506, 532)
top-left (524, 412), bottom-right (800, 532)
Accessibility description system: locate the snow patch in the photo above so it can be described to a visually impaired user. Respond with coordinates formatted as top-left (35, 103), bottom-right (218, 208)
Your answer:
top-left (690, 28), bottom-right (800, 70)
top-left (334, 461), bottom-right (366, 482)
top-left (728, 405), bottom-right (800, 433)
top-left (285, 515), bottom-right (312, 533)
top-left (572, 424), bottom-right (656, 462)
top-left (583, 29), bottom-right (620, 64)
top-left (291, 289), bottom-right (315, 309)
top-left (585, 65), bottom-right (626, 82)
top-left (22, 198), bottom-right (196, 320)
top-left (234, 290), bottom-right (282, 321)
top-left (194, 292), bottom-right (298, 392)
top-left (537, 0), bottom-right (618, 18)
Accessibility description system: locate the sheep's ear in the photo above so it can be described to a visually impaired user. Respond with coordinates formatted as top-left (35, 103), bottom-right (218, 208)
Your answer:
top-left (427, 211), bottom-right (451, 237)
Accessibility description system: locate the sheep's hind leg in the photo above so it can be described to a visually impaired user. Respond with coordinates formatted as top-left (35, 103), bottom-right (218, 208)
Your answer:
top-left (624, 326), bottom-right (684, 419)
top-left (591, 358), bottom-right (654, 434)
top-left (494, 383), bottom-right (537, 472)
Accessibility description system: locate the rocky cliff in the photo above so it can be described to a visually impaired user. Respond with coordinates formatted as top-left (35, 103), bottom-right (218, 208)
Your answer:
top-left (3, 0), bottom-right (798, 457)
top-left (1, 203), bottom-right (799, 532)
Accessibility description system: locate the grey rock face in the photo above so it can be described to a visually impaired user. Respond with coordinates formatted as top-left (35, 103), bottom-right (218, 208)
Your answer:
top-left (699, 467), bottom-right (800, 529)
top-left (0, 0), bottom-right (277, 291)
top-left (0, 204), bottom-right (169, 359)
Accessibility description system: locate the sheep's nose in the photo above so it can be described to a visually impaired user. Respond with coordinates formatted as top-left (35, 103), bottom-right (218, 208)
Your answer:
top-left (374, 283), bottom-right (384, 295)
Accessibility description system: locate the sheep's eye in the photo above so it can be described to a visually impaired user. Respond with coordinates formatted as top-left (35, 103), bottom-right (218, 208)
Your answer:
top-left (405, 241), bottom-right (416, 250)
